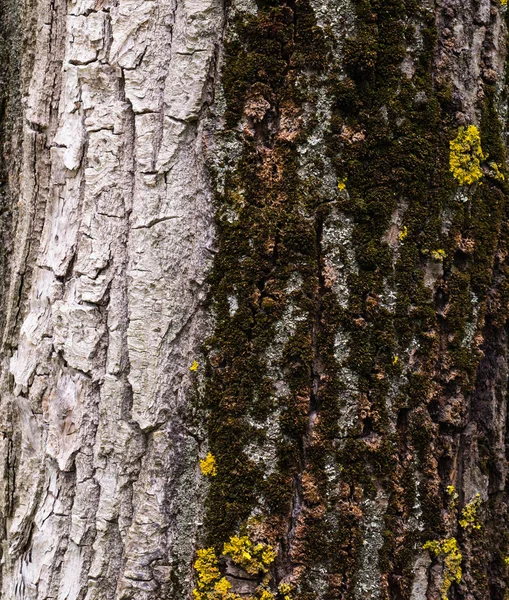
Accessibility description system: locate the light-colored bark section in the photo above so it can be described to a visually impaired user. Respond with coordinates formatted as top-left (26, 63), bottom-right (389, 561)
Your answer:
top-left (0, 0), bottom-right (223, 597)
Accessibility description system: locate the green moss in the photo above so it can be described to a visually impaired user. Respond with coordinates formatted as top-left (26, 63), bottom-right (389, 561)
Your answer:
top-left (199, 0), bottom-right (509, 596)
top-left (202, 0), bottom-right (333, 566)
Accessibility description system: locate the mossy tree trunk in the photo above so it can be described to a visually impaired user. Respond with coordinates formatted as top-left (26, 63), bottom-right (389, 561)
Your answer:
top-left (1, 0), bottom-right (509, 598)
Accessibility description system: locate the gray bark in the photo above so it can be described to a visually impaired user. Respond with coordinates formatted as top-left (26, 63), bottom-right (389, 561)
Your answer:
top-left (0, 0), bottom-right (221, 596)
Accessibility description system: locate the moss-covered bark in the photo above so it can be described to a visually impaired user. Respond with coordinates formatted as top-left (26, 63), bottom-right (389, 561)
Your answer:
top-left (199, 0), bottom-right (509, 598)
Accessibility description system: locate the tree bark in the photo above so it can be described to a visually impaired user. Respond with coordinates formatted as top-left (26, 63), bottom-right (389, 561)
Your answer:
top-left (1, 0), bottom-right (509, 598)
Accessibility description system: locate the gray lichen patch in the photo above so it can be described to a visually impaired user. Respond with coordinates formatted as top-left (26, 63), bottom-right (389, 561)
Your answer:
top-left (355, 488), bottom-right (389, 600)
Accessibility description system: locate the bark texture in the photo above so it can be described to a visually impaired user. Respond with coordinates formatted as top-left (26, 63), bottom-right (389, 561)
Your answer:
top-left (1, 0), bottom-right (509, 598)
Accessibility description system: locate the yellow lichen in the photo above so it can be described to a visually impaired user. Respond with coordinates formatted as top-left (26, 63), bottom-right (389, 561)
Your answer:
top-left (423, 537), bottom-right (462, 600)
top-left (223, 536), bottom-right (276, 575)
top-left (502, 0), bottom-right (507, 6)
top-left (392, 355), bottom-right (399, 366)
top-left (447, 485), bottom-right (458, 510)
top-left (489, 161), bottom-right (505, 181)
top-left (431, 249), bottom-right (447, 261)
top-left (214, 578), bottom-right (233, 596)
top-left (459, 493), bottom-right (482, 530)
top-left (449, 125), bottom-right (485, 185)
top-left (190, 360), bottom-right (199, 371)
top-left (193, 548), bottom-right (232, 600)
top-left (200, 452), bottom-right (218, 476)
top-left (278, 583), bottom-right (293, 600)
top-left (194, 548), bottom-right (221, 585)
top-left (193, 536), bottom-right (278, 600)
top-left (398, 225), bottom-right (408, 241)
top-left (337, 177), bottom-right (347, 191)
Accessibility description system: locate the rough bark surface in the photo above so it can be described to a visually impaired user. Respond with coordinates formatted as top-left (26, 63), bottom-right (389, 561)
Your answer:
top-left (1, 0), bottom-right (509, 598)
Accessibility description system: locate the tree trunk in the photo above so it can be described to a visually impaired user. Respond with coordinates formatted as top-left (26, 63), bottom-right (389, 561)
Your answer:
top-left (1, 0), bottom-right (509, 598)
